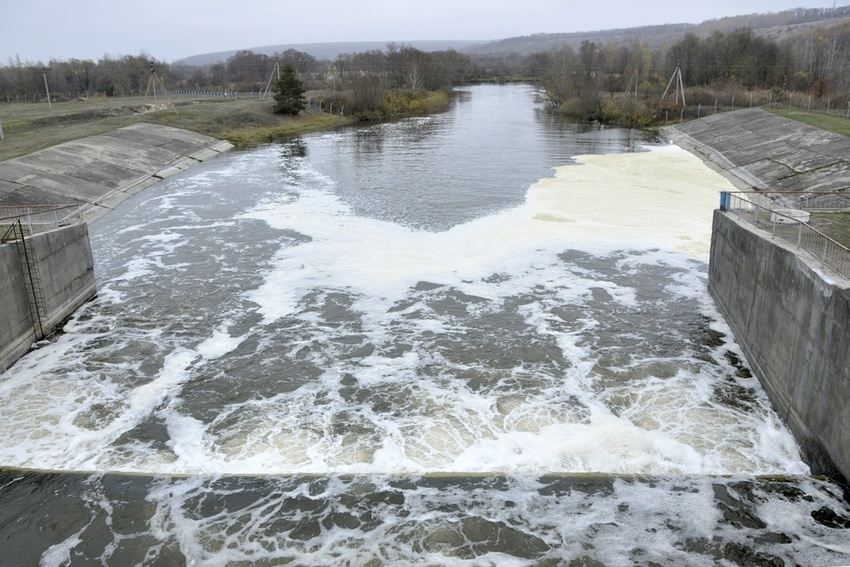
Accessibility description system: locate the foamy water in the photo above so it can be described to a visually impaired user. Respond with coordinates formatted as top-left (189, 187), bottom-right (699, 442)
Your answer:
top-left (0, 145), bottom-right (807, 477)
top-left (2, 85), bottom-right (848, 565)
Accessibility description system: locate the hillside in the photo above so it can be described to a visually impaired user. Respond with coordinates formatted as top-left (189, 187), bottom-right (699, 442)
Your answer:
top-left (466, 5), bottom-right (850, 55)
top-left (175, 40), bottom-right (485, 66)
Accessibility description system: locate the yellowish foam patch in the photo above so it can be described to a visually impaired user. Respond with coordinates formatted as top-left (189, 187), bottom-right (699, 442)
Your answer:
top-left (526, 145), bottom-right (736, 260)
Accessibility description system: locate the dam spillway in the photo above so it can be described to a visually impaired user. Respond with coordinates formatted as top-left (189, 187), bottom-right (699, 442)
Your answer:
top-left (1, 85), bottom-right (848, 565)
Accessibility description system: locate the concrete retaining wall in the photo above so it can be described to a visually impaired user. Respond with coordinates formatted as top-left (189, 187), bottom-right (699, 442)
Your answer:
top-left (0, 242), bottom-right (34, 372)
top-left (0, 224), bottom-right (96, 372)
top-left (709, 210), bottom-right (850, 481)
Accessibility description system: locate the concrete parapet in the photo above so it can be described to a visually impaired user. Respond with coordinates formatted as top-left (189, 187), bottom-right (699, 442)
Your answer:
top-left (709, 210), bottom-right (850, 482)
top-left (0, 224), bottom-right (96, 372)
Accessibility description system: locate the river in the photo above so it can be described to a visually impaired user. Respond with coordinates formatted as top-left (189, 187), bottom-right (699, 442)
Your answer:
top-left (0, 84), bottom-right (848, 565)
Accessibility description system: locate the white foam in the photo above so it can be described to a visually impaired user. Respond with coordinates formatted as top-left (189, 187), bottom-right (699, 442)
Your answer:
top-left (196, 324), bottom-right (246, 360)
top-left (243, 146), bottom-right (733, 324)
top-left (39, 525), bottom-right (86, 567)
top-left (0, 144), bottom-right (809, 478)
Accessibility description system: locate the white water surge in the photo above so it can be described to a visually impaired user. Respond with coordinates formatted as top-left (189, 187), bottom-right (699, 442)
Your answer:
top-left (0, 145), bottom-right (807, 477)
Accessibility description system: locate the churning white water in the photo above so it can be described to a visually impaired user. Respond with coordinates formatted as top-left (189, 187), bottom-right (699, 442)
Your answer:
top-left (0, 146), bottom-right (806, 476)
top-left (1, 85), bottom-right (848, 565)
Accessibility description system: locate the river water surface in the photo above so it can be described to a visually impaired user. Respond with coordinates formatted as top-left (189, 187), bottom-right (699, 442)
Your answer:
top-left (1, 85), bottom-right (849, 565)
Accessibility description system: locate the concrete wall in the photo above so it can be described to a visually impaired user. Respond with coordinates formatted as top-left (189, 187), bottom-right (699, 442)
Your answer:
top-left (0, 241), bottom-right (35, 372)
top-left (709, 210), bottom-right (850, 482)
top-left (0, 224), bottom-right (96, 372)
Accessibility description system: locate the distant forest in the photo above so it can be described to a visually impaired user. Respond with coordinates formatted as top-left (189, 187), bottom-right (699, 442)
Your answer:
top-left (2, 13), bottom-right (850, 124)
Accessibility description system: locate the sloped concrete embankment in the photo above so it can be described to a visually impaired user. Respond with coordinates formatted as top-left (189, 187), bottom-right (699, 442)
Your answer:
top-left (1, 224), bottom-right (97, 372)
top-left (0, 123), bottom-right (233, 221)
top-left (1, 124), bottom-right (234, 371)
top-left (709, 211), bottom-right (850, 482)
top-left (670, 108), bottom-right (850, 192)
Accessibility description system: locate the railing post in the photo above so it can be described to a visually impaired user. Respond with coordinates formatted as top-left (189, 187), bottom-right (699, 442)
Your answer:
top-left (719, 191), bottom-right (730, 211)
top-left (797, 222), bottom-right (802, 247)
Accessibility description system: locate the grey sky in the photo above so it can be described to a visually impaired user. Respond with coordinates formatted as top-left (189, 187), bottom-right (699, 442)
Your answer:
top-left (2, 0), bottom-right (844, 63)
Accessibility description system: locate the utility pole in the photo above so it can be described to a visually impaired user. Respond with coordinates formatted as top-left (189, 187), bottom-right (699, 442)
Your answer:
top-left (43, 73), bottom-right (53, 112)
top-left (145, 66), bottom-right (166, 100)
top-left (262, 62), bottom-right (281, 99)
top-left (660, 65), bottom-right (686, 107)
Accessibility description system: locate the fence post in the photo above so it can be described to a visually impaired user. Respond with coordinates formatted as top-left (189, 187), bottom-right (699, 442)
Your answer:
top-left (768, 92), bottom-right (772, 108)
top-left (698, 103), bottom-right (702, 118)
top-left (749, 92), bottom-right (753, 108)
top-left (807, 95), bottom-right (812, 111)
top-left (797, 223), bottom-right (803, 247)
top-left (0, 119), bottom-right (4, 141)
top-left (731, 95), bottom-right (735, 110)
top-left (789, 93), bottom-right (792, 110)
top-left (714, 99), bottom-right (718, 114)
top-left (827, 98), bottom-right (831, 113)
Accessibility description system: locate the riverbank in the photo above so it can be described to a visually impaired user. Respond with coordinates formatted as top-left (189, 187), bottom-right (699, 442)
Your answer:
top-left (0, 123), bottom-right (233, 221)
top-left (668, 107), bottom-right (850, 193)
top-left (0, 90), bottom-right (451, 161)
top-left (669, 107), bottom-right (850, 483)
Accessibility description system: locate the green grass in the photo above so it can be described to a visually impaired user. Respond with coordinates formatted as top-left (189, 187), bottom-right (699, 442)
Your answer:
top-left (0, 89), bottom-right (454, 161)
top-left (768, 108), bottom-right (850, 138)
top-left (0, 96), bottom-right (360, 160)
top-left (810, 212), bottom-right (850, 248)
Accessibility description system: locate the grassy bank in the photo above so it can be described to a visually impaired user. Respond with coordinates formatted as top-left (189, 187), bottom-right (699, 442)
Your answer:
top-left (143, 101), bottom-right (354, 148)
top-left (0, 90), bottom-right (451, 161)
top-left (768, 108), bottom-right (850, 138)
top-left (810, 212), bottom-right (850, 248)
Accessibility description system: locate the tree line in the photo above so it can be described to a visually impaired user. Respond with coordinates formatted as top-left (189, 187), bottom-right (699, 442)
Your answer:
top-left (535, 22), bottom-right (850, 124)
top-left (0, 46), bottom-right (474, 102)
top-left (3, 21), bottom-right (850, 122)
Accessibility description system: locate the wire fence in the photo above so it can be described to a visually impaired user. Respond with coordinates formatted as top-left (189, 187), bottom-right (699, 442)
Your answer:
top-left (721, 191), bottom-right (850, 278)
top-left (646, 88), bottom-right (850, 124)
top-left (0, 204), bottom-right (82, 240)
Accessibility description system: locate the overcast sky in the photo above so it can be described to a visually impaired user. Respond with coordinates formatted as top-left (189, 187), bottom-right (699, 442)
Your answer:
top-left (2, 0), bottom-right (845, 63)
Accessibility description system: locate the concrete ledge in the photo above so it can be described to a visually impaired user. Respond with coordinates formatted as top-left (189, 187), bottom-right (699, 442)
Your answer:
top-left (709, 210), bottom-right (850, 482)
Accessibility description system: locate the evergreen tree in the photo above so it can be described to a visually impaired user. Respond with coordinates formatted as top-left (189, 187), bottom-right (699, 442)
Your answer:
top-left (272, 64), bottom-right (306, 115)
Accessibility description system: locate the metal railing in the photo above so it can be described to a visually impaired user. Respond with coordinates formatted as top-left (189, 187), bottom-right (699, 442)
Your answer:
top-left (729, 190), bottom-right (850, 212)
top-left (720, 191), bottom-right (850, 278)
top-left (0, 204), bottom-right (82, 240)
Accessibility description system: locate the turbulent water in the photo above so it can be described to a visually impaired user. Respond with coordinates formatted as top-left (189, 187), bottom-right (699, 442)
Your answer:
top-left (1, 85), bottom-right (848, 565)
